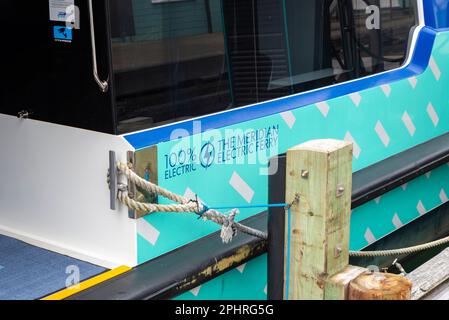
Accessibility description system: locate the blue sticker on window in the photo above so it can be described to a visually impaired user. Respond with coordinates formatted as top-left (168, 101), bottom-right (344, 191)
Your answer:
top-left (53, 26), bottom-right (72, 42)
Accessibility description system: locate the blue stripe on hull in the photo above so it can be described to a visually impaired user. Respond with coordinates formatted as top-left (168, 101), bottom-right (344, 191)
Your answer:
top-left (124, 27), bottom-right (436, 150)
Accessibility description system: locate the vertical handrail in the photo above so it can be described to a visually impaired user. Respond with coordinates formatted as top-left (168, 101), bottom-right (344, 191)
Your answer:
top-left (88, 0), bottom-right (109, 93)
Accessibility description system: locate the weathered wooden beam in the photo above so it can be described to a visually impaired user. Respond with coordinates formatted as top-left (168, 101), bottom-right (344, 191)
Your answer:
top-left (407, 247), bottom-right (449, 300)
top-left (284, 139), bottom-right (353, 300)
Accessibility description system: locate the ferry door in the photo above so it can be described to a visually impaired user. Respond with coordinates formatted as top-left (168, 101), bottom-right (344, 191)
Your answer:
top-left (0, 1), bottom-right (116, 134)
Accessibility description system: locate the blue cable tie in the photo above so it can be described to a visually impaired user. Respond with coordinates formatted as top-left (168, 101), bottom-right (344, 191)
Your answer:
top-left (197, 204), bottom-right (210, 219)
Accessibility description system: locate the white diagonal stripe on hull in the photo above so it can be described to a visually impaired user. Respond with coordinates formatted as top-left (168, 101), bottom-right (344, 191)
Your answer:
top-left (417, 200), bottom-right (427, 216)
top-left (375, 121), bottom-right (390, 147)
top-left (427, 103), bottom-right (439, 127)
top-left (280, 111), bottom-right (296, 129)
top-left (392, 213), bottom-right (403, 229)
top-left (440, 189), bottom-right (449, 203)
top-left (350, 92), bottom-right (362, 107)
top-left (190, 286), bottom-right (201, 297)
top-left (429, 57), bottom-right (441, 81)
top-left (316, 102), bottom-right (330, 117)
top-left (381, 84), bottom-right (391, 97)
top-left (137, 219), bottom-right (161, 246)
top-left (408, 76), bottom-right (417, 89)
top-left (229, 172), bottom-right (255, 203)
top-left (236, 263), bottom-right (246, 274)
top-left (402, 111), bottom-right (416, 136)
top-left (344, 131), bottom-right (361, 159)
top-left (364, 228), bottom-right (376, 244)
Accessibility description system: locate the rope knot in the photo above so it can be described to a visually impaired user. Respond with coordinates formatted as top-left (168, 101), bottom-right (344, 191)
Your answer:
top-left (197, 204), bottom-right (210, 220)
top-left (220, 209), bottom-right (238, 244)
top-left (188, 195), bottom-right (210, 220)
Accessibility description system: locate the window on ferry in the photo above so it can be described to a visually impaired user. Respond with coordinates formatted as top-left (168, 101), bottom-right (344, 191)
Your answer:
top-left (110, 0), bottom-right (417, 134)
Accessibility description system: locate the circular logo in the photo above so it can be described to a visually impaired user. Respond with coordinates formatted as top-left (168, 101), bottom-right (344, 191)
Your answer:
top-left (200, 142), bottom-right (215, 169)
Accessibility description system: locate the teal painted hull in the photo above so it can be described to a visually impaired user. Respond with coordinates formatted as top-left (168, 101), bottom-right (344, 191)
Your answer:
top-left (135, 31), bottom-right (449, 299)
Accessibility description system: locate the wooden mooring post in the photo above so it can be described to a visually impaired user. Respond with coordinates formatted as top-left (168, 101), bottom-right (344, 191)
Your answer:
top-left (283, 139), bottom-right (412, 300)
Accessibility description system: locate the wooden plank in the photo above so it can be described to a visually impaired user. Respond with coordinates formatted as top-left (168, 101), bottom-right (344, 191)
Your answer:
top-left (407, 247), bottom-right (449, 300)
top-left (284, 139), bottom-right (353, 300)
top-left (421, 280), bottom-right (449, 300)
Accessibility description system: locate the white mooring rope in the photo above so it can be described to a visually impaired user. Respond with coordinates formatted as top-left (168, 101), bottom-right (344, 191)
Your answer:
top-left (115, 162), bottom-right (268, 243)
top-left (349, 236), bottom-right (449, 257)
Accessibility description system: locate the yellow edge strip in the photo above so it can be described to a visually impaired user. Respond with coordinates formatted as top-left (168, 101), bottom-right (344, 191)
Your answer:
top-left (41, 265), bottom-right (132, 300)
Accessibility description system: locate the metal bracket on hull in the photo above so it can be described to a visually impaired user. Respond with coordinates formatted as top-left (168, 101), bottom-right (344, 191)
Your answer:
top-left (109, 151), bottom-right (117, 211)
top-left (108, 151), bottom-right (138, 218)
top-left (108, 149), bottom-right (158, 218)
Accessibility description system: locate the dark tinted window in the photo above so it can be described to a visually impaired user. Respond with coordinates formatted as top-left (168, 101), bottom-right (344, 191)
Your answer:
top-left (110, 0), bottom-right (417, 134)
top-left (111, 0), bottom-right (230, 134)
top-left (352, 0), bottom-right (416, 74)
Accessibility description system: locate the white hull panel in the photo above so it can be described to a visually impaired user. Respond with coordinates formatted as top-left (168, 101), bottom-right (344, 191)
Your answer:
top-left (0, 114), bottom-right (137, 268)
